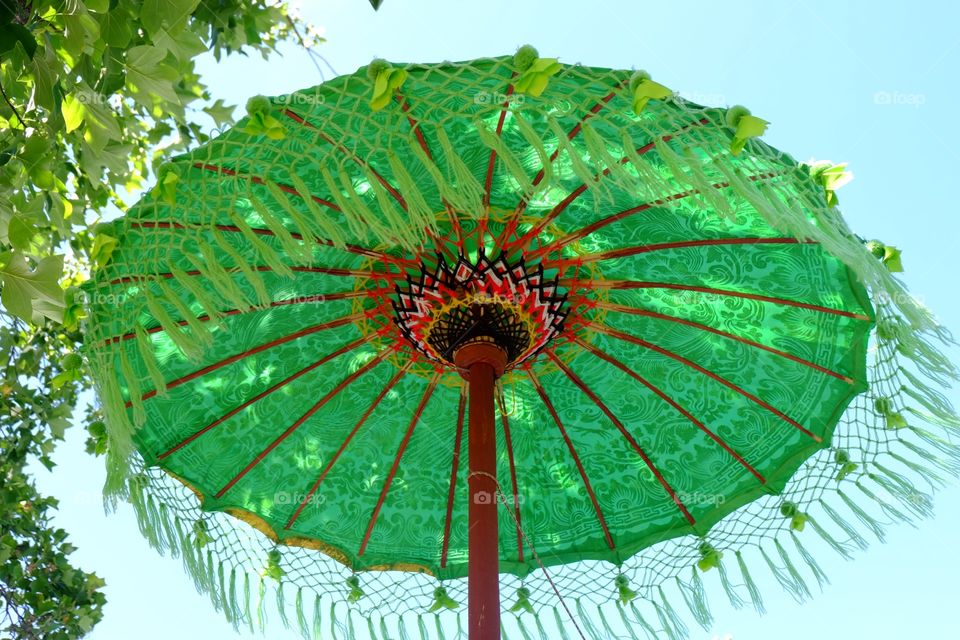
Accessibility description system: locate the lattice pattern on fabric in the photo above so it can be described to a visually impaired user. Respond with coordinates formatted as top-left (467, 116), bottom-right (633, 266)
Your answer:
top-left (81, 52), bottom-right (960, 639)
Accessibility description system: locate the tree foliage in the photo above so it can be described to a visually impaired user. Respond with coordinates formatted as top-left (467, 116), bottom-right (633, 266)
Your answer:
top-left (0, 1), bottom-right (321, 637)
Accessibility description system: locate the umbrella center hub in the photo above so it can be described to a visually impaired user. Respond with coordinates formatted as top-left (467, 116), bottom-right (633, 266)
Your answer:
top-left (392, 252), bottom-right (568, 371)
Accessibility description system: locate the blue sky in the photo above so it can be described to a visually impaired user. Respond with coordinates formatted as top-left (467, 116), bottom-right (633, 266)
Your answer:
top-left (32, 1), bottom-right (960, 638)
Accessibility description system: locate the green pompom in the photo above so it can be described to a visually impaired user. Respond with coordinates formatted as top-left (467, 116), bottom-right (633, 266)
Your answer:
top-left (629, 70), bottom-right (652, 92)
top-left (866, 240), bottom-right (886, 259)
top-left (834, 449), bottom-right (850, 464)
top-left (779, 501), bottom-right (798, 517)
top-left (245, 95), bottom-right (272, 116)
top-left (514, 45), bottom-right (539, 71)
top-left (367, 58), bottom-right (391, 80)
top-left (725, 104), bottom-right (752, 128)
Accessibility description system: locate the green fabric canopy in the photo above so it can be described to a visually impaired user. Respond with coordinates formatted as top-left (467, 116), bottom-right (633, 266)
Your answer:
top-left (80, 50), bottom-right (958, 638)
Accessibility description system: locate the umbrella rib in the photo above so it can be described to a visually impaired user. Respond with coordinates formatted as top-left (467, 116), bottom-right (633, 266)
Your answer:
top-left (192, 162), bottom-right (340, 211)
top-left (495, 85), bottom-right (629, 248)
top-left (130, 221), bottom-right (416, 269)
top-left (157, 334), bottom-right (383, 460)
top-left (108, 264), bottom-right (390, 287)
top-left (106, 288), bottom-right (391, 346)
top-left (395, 94), bottom-right (466, 254)
top-left (499, 117), bottom-right (711, 251)
top-left (526, 368), bottom-right (616, 550)
top-left (589, 322), bottom-right (823, 443)
top-left (126, 312), bottom-right (365, 405)
top-left (281, 108), bottom-right (408, 210)
top-left (500, 400), bottom-right (525, 562)
top-left (358, 371), bottom-right (442, 556)
top-left (482, 76), bottom-right (516, 209)
top-left (284, 106), bottom-right (458, 261)
top-left (588, 300), bottom-right (855, 383)
top-left (565, 280), bottom-right (872, 321)
top-left (214, 348), bottom-right (393, 499)
top-left (529, 171), bottom-right (779, 259)
top-left (548, 237), bottom-right (812, 269)
top-left (284, 363), bottom-right (412, 530)
top-left (574, 337), bottom-right (765, 483)
top-left (103, 289), bottom-right (393, 345)
top-left (440, 384), bottom-right (468, 569)
top-left (545, 351), bottom-right (696, 526)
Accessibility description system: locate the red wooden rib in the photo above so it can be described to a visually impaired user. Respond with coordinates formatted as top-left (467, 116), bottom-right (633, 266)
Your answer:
top-left (496, 87), bottom-right (626, 247)
top-left (214, 349), bottom-right (392, 499)
top-left (526, 369), bottom-right (616, 550)
top-left (530, 171), bottom-right (778, 259)
top-left (396, 94), bottom-right (465, 253)
top-left (158, 334), bottom-right (382, 460)
top-left (126, 313), bottom-right (363, 405)
top-left (358, 372), bottom-right (441, 556)
top-left (590, 300), bottom-right (854, 383)
top-left (564, 280), bottom-right (871, 321)
top-left (590, 323), bottom-right (822, 442)
top-left (482, 80), bottom-right (516, 208)
top-left (192, 162), bottom-right (340, 211)
top-left (282, 108), bottom-right (408, 210)
top-left (500, 405), bottom-right (525, 562)
top-left (108, 264), bottom-right (391, 287)
top-left (107, 288), bottom-right (391, 346)
top-left (549, 237), bottom-right (810, 269)
top-left (130, 221), bottom-right (416, 268)
top-left (546, 351), bottom-right (696, 526)
top-left (284, 363), bottom-right (411, 530)
top-left (499, 117), bottom-right (711, 251)
top-left (574, 337), bottom-right (765, 483)
top-left (440, 385), bottom-right (468, 568)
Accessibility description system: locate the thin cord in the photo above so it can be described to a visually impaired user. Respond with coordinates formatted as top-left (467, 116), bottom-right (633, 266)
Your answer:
top-left (468, 470), bottom-right (588, 640)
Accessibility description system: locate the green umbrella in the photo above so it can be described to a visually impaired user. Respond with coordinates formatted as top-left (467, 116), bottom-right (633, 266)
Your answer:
top-left (82, 47), bottom-right (959, 639)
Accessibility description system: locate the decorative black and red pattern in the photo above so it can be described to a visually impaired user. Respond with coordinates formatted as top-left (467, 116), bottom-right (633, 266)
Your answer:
top-left (392, 251), bottom-right (568, 369)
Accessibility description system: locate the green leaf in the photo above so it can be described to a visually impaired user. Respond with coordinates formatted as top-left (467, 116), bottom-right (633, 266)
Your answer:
top-left (61, 95), bottom-right (87, 133)
top-left (125, 45), bottom-right (182, 108)
top-left (140, 0), bottom-right (201, 37)
top-left (0, 253), bottom-right (65, 322)
top-left (99, 9), bottom-right (134, 48)
top-left (0, 23), bottom-right (38, 59)
top-left (202, 99), bottom-right (236, 125)
top-left (7, 215), bottom-right (36, 250)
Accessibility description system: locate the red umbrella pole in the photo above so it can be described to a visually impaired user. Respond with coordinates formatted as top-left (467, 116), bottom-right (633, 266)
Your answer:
top-left (455, 342), bottom-right (507, 640)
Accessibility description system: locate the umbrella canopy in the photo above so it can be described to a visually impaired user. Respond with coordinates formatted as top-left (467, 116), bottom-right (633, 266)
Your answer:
top-left (82, 48), bottom-right (959, 639)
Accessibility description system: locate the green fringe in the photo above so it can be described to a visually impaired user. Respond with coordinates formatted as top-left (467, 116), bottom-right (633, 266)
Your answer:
top-left (277, 173), bottom-right (345, 249)
top-left (312, 595), bottom-right (323, 639)
top-left (185, 246), bottom-right (253, 312)
top-left (552, 608), bottom-right (572, 640)
top-left (170, 267), bottom-right (225, 330)
top-left (247, 187), bottom-right (313, 264)
top-left (277, 581), bottom-right (290, 630)
top-left (575, 600), bottom-right (604, 640)
top-left (433, 124), bottom-right (486, 217)
top-left (118, 344), bottom-right (145, 426)
top-left (386, 150), bottom-right (436, 226)
top-left (143, 288), bottom-right (202, 359)
top-left (736, 550), bottom-right (765, 614)
top-left (210, 230), bottom-right (272, 307)
top-left (716, 560), bottom-right (745, 609)
top-left (512, 113), bottom-right (554, 191)
top-left (900, 433), bottom-right (960, 475)
top-left (656, 586), bottom-right (688, 640)
top-left (677, 570), bottom-right (711, 629)
top-left (627, 602), bottom-right (660, 640)
top-left (475, 119), bottom-right (534, 196)
top-left (244, 571), bottom-right (254, 634)
top-left (133, 323), bottom-right (167, 396)
top-left (760, 544), bottom-right (805, 603)
top-left (774, 538), bottom-right (812, 599)
top-left (614, 604), bottom-right (642, 640)
top-left (790, 532), bottom-right (829, 590)
top-left (838, 488), bottom-right (887, 541)
top-left (856, 479), bottom-right (919, 524)
top-left (868, 470), bottom-right (933, 519)
top-left (545, 117), bottom-right (610, 207)
top-left (807, 508), bottom-right (866, 560)
top-left (156, 279), bottom-right (215, 345)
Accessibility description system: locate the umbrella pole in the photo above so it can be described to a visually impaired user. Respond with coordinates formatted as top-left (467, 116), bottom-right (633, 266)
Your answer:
top-left (456, 342), bottom-right (507, 640)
